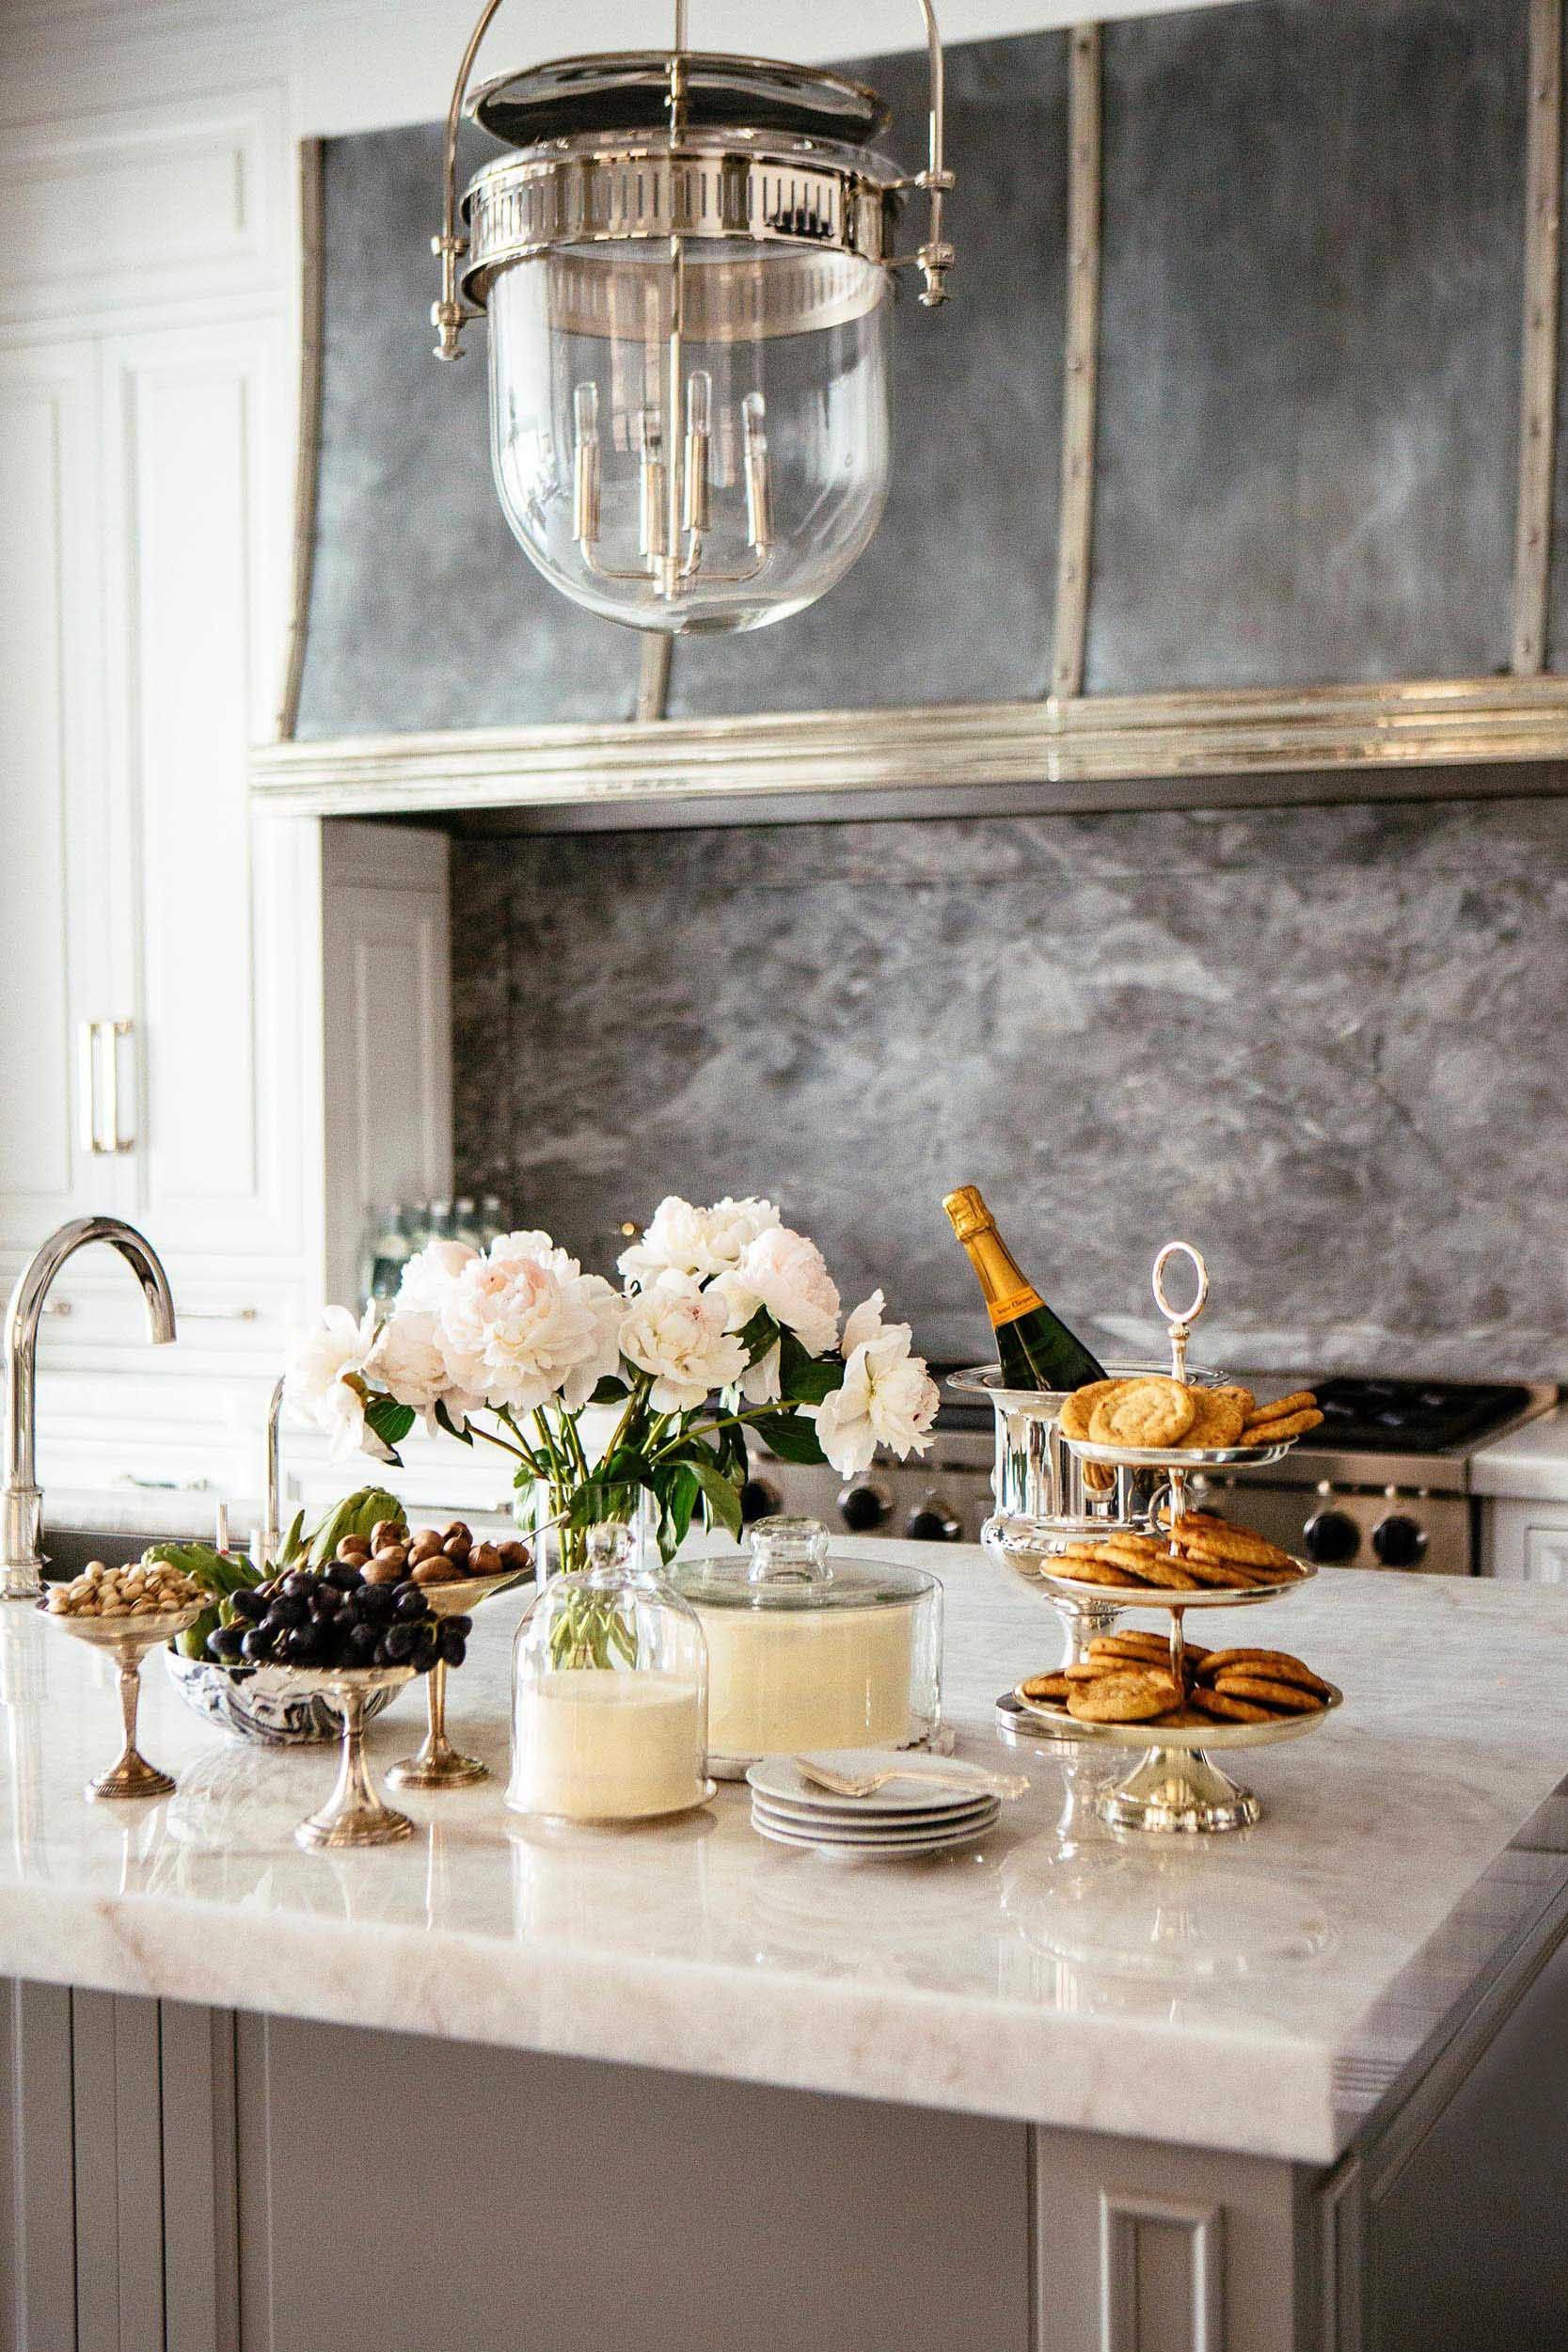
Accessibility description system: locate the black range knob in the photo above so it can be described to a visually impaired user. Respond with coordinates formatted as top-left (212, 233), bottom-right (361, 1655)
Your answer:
top-left (906, 1500), bottom-right (960, 1543)
top-left (1302, 1508), bottom-right (1360, 1566)
top-left (1371, 1513), bottom-right (1428, 1569)
top-left (739, 1476), bottom-right (781, 1525)
top-left (838, 1483), bottom-right (891, 1533)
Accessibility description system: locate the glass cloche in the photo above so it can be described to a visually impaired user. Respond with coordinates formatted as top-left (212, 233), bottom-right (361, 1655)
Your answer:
top-left (668, 1516), bottom-right (942, 1777)
top-left (431, 12), bottom-right (957, 635)
top-left (508, 1523), bottom-right (710, 1822)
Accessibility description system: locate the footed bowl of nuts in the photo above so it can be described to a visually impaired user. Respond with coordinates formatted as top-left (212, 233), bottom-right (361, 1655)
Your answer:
top-left (164, 1513), bottom-right (531, 1746)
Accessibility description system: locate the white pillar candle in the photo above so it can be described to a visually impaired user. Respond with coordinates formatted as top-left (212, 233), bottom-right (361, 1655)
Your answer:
top-left (509, 1670), bottom-right (705, 1820)
top-left (693, 1603), bottom-right (915, 1760)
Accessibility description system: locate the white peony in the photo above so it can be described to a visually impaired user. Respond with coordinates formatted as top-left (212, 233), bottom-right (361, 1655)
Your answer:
top-left (286, 1304), bottom-right (379, 1458)
top-left (726, 1225), bottom-right (841, 1358)
top-left (619, 1194), bottom-right (780, 1287)
top-left (619, 1271), bottom-right (750, 1414)
top-left (436, 1246), bottom-right (618, 1416)
top-left (738, 1342), bottom-right (782, 1406)
top-left (367, 1310), bottom-right (453, 1433)
top-left (396, 1237), bottom-right (478, 1315)
top-left (813, 1319), bottom-right (940, 1479)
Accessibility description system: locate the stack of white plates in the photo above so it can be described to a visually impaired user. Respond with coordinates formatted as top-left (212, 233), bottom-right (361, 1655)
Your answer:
top-left (745, 1753), bottom-right (1002, 1858)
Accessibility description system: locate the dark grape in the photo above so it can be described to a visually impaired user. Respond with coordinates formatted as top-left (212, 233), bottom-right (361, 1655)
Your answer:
top-left (209, 1625), bottom-right (246, 1662)
top-left (269, 1594), bottom-right (309, 1629)
top-left (325, 1561), bottom-right (362, 1591)
top-left (384, 1622), bottom-right (419, 1662)
top-left (347, 1622), bottom-right (380, 1661)
top-left (240, 1627), bottom-right (274, 1662)
top-left (230, 1588), bottom-right (267, 1624)
top-left (436, 1621), bottom-right (467, 1667)
top-left (309, 1583), bottom-right (342, 1617)
top-left (281, 1571), bottom-right (314, 1600)
top-left (284, 1625), bottom-right (322, 1666)
top-left (445, 1614), bottom-right (472, 1641)
top-left (357, 1581), bottom-right (395, 1619)
top-left (392, 1586), bottom-right (428, 1622)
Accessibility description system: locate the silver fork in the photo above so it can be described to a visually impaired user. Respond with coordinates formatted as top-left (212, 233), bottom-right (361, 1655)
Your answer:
top-left (794, 1756), bottom-right (1030, 1801)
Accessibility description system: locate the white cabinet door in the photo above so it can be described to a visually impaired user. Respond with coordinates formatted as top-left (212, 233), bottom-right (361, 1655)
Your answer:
top-left (100, 314), bottom-right (301, 1275)
top-left (320, 823), bottom-right (452, 1308)
top-left (0, 339), bottom-right (131, 1253)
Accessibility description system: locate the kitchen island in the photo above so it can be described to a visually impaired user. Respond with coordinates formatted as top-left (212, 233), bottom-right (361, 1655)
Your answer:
top-left (3, 1542), bottom-right (1568, 2351)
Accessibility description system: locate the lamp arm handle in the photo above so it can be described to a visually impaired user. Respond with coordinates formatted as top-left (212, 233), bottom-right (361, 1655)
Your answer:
top-left (432, 0), bottom-right (953, 355)
top-left (432, 0), bottom-right (509, 359)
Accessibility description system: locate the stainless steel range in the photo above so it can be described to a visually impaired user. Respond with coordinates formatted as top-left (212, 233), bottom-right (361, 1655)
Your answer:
top-left (746, 1373), bottom-right (1558, 1572)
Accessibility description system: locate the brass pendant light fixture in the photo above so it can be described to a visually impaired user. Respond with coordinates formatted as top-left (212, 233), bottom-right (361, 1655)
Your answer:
top-left (434, 0), bottom-right (955, 635)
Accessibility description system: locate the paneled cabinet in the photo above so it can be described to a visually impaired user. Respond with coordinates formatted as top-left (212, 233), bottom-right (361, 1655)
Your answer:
top-left (0, 87), bottom-right (343, 1500)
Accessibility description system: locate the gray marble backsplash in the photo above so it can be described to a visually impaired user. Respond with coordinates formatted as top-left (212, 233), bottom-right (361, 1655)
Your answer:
top-left (451, 796), bottom-right (1568, 1380)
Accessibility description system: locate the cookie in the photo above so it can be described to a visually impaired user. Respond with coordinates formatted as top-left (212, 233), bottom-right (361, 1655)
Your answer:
top-left (1063, 1658), bottom-right (1116, 1681)
top-left (1241, 1408), bottom-right (1324, 1444)
top-left (1212, 1673), bottom-right (1323, 1715)
top-left (1171, 1519), bottom-right (1293, 1570)
top-left (1130, 1553), bottom-right (1204, 1591)
top-left (1180, 1388), bottom-right (1249, 1449)
top-left (1147, 1706), bottom-right (1209, 1728)
top-left (1198, 1649), bottom-right (1332, 1698)
top-left (1089, 1631), bottom-right (1199, 1666)
top-left (1189, 1687), bottom-right (1274, 1724)
top-left (1047, 1558), bottom-right (1147, 1590)
top-left (1089, 1377), bottom-right (1197, 1451)
top-left (1059, 1379), bottom-right (1129, 1441)
top-left (1020, 1672), bottom-right (1072, 1703)
top-left (1243, 1390), bottom-right (1318, 1426)
top-left (1165, 1549), bottom-right (1263, 1590)
top-left (1068, 1670), bottom-right (1180, 1724)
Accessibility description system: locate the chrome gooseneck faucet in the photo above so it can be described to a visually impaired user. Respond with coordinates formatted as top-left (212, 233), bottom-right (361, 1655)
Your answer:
top-left (2, 1217), bottom-right (177, 1599)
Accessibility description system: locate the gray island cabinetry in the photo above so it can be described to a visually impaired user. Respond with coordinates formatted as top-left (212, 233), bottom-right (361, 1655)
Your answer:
top-left (4, 1549), bottom-right (1568, 2351)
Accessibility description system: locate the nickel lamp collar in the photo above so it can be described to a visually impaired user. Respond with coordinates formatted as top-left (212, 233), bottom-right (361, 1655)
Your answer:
top-left (431, 0), bottom-right (956, 361)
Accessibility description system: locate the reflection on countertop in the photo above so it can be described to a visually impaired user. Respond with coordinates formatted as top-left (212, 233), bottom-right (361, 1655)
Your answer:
top-left (2, 1546), bottom-right (1568, 2165)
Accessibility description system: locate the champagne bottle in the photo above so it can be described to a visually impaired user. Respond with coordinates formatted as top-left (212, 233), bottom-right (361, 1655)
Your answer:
top-left (942, 1185), bottom-right (1107, 1391)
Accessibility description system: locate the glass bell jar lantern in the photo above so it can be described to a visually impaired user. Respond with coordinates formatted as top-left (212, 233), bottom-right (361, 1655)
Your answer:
top-left (507, 1522), bottom-right (711, 1823)
top-left (432, 0), bottom-right (956, 632)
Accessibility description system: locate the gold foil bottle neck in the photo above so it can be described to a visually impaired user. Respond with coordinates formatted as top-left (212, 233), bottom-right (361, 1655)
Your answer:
top-left (942, 1185), bottom-right (992, 1244)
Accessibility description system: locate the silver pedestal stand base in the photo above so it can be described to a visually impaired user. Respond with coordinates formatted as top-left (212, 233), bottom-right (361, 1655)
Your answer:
top-left (1093, 1746), bottom-right (1261, 1836)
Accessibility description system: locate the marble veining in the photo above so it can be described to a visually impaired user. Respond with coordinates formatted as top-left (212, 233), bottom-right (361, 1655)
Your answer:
top-left (3, 1546), bottom-right (1568, 2164)
top-left (452, 796), bottom-right (1568, 1377)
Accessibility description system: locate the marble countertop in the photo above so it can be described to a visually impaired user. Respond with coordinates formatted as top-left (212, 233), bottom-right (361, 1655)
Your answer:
top-left (3, 1542), bottom-right (1568, 2167)
top-left (1472, 1404), bottom-right (1568, 1501)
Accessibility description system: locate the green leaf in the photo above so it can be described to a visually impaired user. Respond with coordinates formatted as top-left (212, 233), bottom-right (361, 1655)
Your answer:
top-left (752, 1411), bottom-right (828, 1466)
top-left (712, 1419), bottom-right (750, 1483)
top-left (363, 1395), bottom-right (415, 1462)
top-left (434, 1398), bottom-right (474, 1446)
top-left (588, 1375), bottom-right (631, 1406)
top-left (734, 1306), bottom-right (778, 1366)
top-left (275, 1507), bottom-right (308, 1567)
top-left (689, 1458), bottom-right (743, 1540)
top-left (654, 1464), bottom-right (700, 1561)
top-left (144, 1540), bottom-right (259, 1599)
top-left (777, 1329), bottom-right (843, 1406)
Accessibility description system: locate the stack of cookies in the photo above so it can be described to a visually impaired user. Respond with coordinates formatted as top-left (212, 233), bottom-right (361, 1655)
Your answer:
top-left (1020, 1632), bottom-right (1333, 1729)
top-left (1042, 1517), bottom-right (1303, 1597)
top-left (1059, 1375), bottom-right (1323, 1454)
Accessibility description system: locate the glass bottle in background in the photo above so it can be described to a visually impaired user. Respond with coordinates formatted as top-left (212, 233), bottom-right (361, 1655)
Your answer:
top-left (942, 1184), bottom-right (1107, 1391)
top-left (480, 1193), bottom-right (509, 1247)
top-left (428, 1197), bottom-right (455, 1242)
top-left (453, 1196), bottom-right (483, 1251)
top-left (363, 1205), bottom-right (414, 1308)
